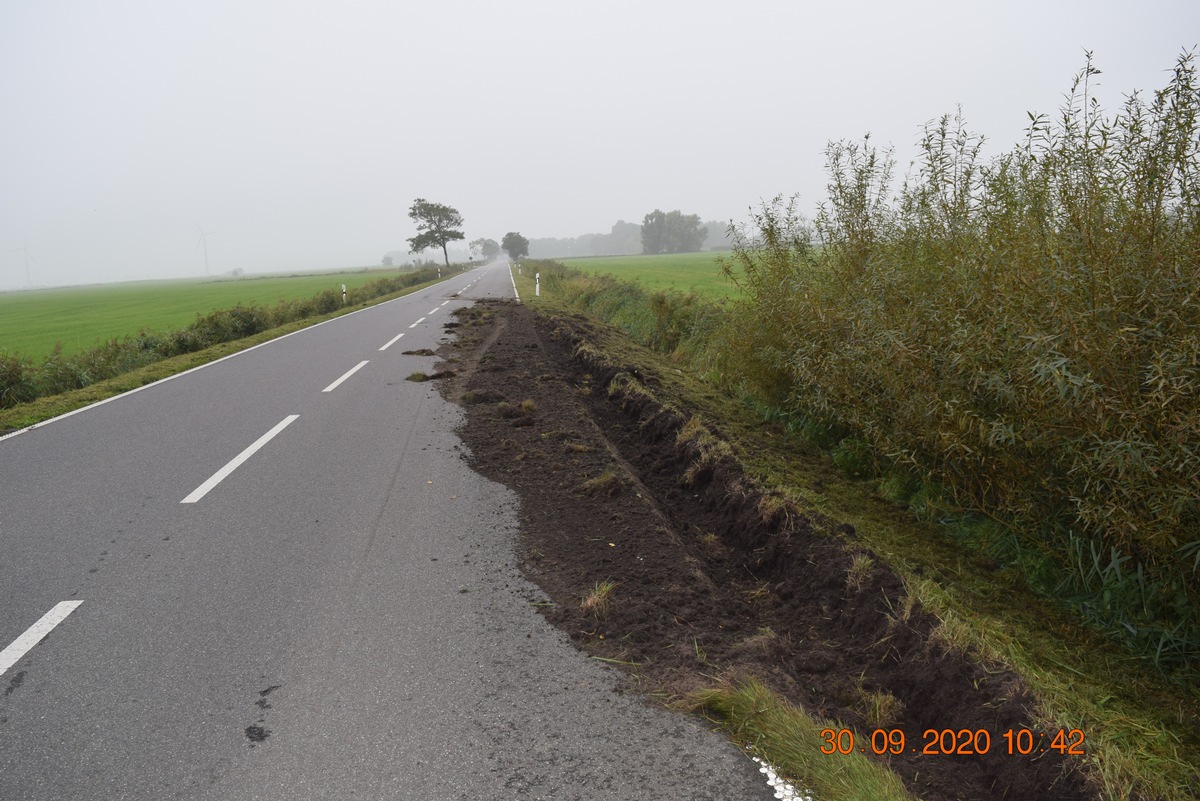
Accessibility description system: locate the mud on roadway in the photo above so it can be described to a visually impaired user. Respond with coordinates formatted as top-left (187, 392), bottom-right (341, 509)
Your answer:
top-left (432, 299), bottom-right (1095, 801)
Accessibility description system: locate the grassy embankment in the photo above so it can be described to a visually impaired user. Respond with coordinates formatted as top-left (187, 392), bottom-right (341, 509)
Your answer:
top-left (510, 52), bottom-right (1200, 801)
top-left (0, 267), bottom-right (445, 431)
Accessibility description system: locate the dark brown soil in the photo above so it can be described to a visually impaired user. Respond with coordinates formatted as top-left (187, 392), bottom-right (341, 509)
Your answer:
top-left (436, 300), bottom-right (1096, 801)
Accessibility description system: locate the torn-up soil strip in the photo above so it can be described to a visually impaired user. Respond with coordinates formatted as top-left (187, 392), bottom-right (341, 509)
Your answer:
top-left (436, 300), bottom-right (1094, 801)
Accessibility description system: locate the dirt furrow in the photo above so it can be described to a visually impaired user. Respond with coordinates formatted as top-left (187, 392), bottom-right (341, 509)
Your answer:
top-left (436, 299), bottom-right (1094, 801)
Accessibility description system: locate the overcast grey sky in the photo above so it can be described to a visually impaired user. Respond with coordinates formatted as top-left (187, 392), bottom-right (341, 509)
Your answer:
top-left (1, 0), bottom-right (1197, 289)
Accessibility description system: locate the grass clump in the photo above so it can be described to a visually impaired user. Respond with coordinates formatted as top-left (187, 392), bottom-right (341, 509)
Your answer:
top-left (697, 529), bottom-right (723, 556)
top-left (676, 415), bottom-right (733, 486)
top-left (735, 626), bottom-right (778, 655)
top-left (462, 389), bottom-right (504, 404)
top-left (581, 580), bottom-right (618, 619)
top-left (845, 553), bottom-right (875, 593)
top-left (496, 401), bottom-right (534, 419)
top-left (853, 677), bottom-right (905, 729)
top-left (579, 469), bottom-right (623, 496)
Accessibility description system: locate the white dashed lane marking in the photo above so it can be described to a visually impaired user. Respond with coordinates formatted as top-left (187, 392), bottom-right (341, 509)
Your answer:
top-left (322, 360), bottom-right (369, 393)
top-left (379, 332), bottom-right (405, 351)
top-left (0, 601), bottom-right (84, 677)
top-left (181, 415), bottom-right (299, 504)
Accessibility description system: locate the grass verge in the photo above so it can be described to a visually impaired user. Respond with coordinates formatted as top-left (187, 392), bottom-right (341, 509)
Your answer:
top-left (0, 276), bottom-right (443, 434)
top-left (689, 679), bottom-right (917, 801)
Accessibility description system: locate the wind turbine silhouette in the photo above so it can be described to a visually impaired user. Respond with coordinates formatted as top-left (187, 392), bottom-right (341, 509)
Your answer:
top-left (195, 224), bottom-right (216, 276)
top-left (5, 241), bottom-right (34, 286)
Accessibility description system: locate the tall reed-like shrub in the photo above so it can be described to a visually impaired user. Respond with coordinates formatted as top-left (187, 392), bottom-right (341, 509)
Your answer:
top-left (720, 52), bottom-right (1200, 670)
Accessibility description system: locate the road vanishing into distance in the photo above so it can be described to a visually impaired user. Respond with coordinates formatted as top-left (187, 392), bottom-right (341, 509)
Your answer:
top-left (0, 261), bottom-right (769, 800)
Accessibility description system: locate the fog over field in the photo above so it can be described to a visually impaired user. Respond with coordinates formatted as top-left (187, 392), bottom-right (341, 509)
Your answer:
top-left (1, 0), bottom-right (1196, 290)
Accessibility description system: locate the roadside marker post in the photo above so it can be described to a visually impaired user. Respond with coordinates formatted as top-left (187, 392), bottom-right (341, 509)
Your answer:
top-left (342, 283), bottom-right (347, 304)
top-left (535, 272), bottom-right (540, 296)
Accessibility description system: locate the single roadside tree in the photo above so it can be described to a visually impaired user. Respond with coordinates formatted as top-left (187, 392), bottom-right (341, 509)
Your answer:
top-left (501, 231), bottom-right (529, 260)
top-left (407, 198), bottom-right (465, 267)
top-left (641, 210), bottom-right (668, 254)
top-left (469, 237), bottom-right (501, 260)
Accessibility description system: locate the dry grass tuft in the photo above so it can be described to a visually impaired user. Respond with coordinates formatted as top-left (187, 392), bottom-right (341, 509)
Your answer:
top-left (581, 580), bottom-right (618, 619)
top-left (579, 469), bottom-right (623, 497)
top-left (845, 553), bottom-right (876, 592)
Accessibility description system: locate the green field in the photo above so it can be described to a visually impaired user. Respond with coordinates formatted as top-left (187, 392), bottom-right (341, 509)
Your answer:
top-left (560, 253), bottom-right (737, 298)
top-left (0, 269), bottom-right (398, 360)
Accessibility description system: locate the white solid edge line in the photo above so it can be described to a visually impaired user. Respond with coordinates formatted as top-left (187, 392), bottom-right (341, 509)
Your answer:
top-left (322, 360), bottom-right (370, 393)
top-left (509, 264), bottom-right (521, 301)
top-left (407, 316), bottom-right (426, 329)
top-left (0, 601), bottom-right (84, 677)
top-left (0, 272), bottom-right (473, 446)
top-left (379, 332), bottom-right (406, 351)
top-left (181, 414), bottom-right (299, 503)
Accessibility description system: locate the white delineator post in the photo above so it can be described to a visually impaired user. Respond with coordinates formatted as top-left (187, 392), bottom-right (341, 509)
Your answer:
top-left (342, 283), bottom-right (347, 304)
top-left (535, 272), bottom-right (540, 296)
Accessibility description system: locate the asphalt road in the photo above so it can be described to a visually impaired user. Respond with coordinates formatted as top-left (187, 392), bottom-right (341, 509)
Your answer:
top-left (0, 261), bottom-right (770, 800)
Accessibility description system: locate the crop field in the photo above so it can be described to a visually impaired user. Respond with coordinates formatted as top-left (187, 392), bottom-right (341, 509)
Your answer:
top-left (0, 269), bottom-right (397, 360)
top-left (560, 252), bottom-right (736, 298)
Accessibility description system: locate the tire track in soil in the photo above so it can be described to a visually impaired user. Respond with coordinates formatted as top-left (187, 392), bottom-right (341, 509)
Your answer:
top-left (434, 299), bottom-right (1096, 801)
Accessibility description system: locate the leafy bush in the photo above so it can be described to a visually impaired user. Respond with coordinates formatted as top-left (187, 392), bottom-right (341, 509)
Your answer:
top-left (508, 56), bottom-right (1200, 673)
top-left (719, 52), bottom-right (1200, 672)
top-left (0, 353), bottom-right (37, 407)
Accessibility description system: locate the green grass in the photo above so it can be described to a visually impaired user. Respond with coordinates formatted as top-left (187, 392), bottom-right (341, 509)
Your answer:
top-left (560, 253), bottom-right (735, 298)
top-left (690, 680), bottom-right (918, 801)
top-left (0, 273), bottom-right (441, 432)
top-left (0, 268), bottom-right (398, 359)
